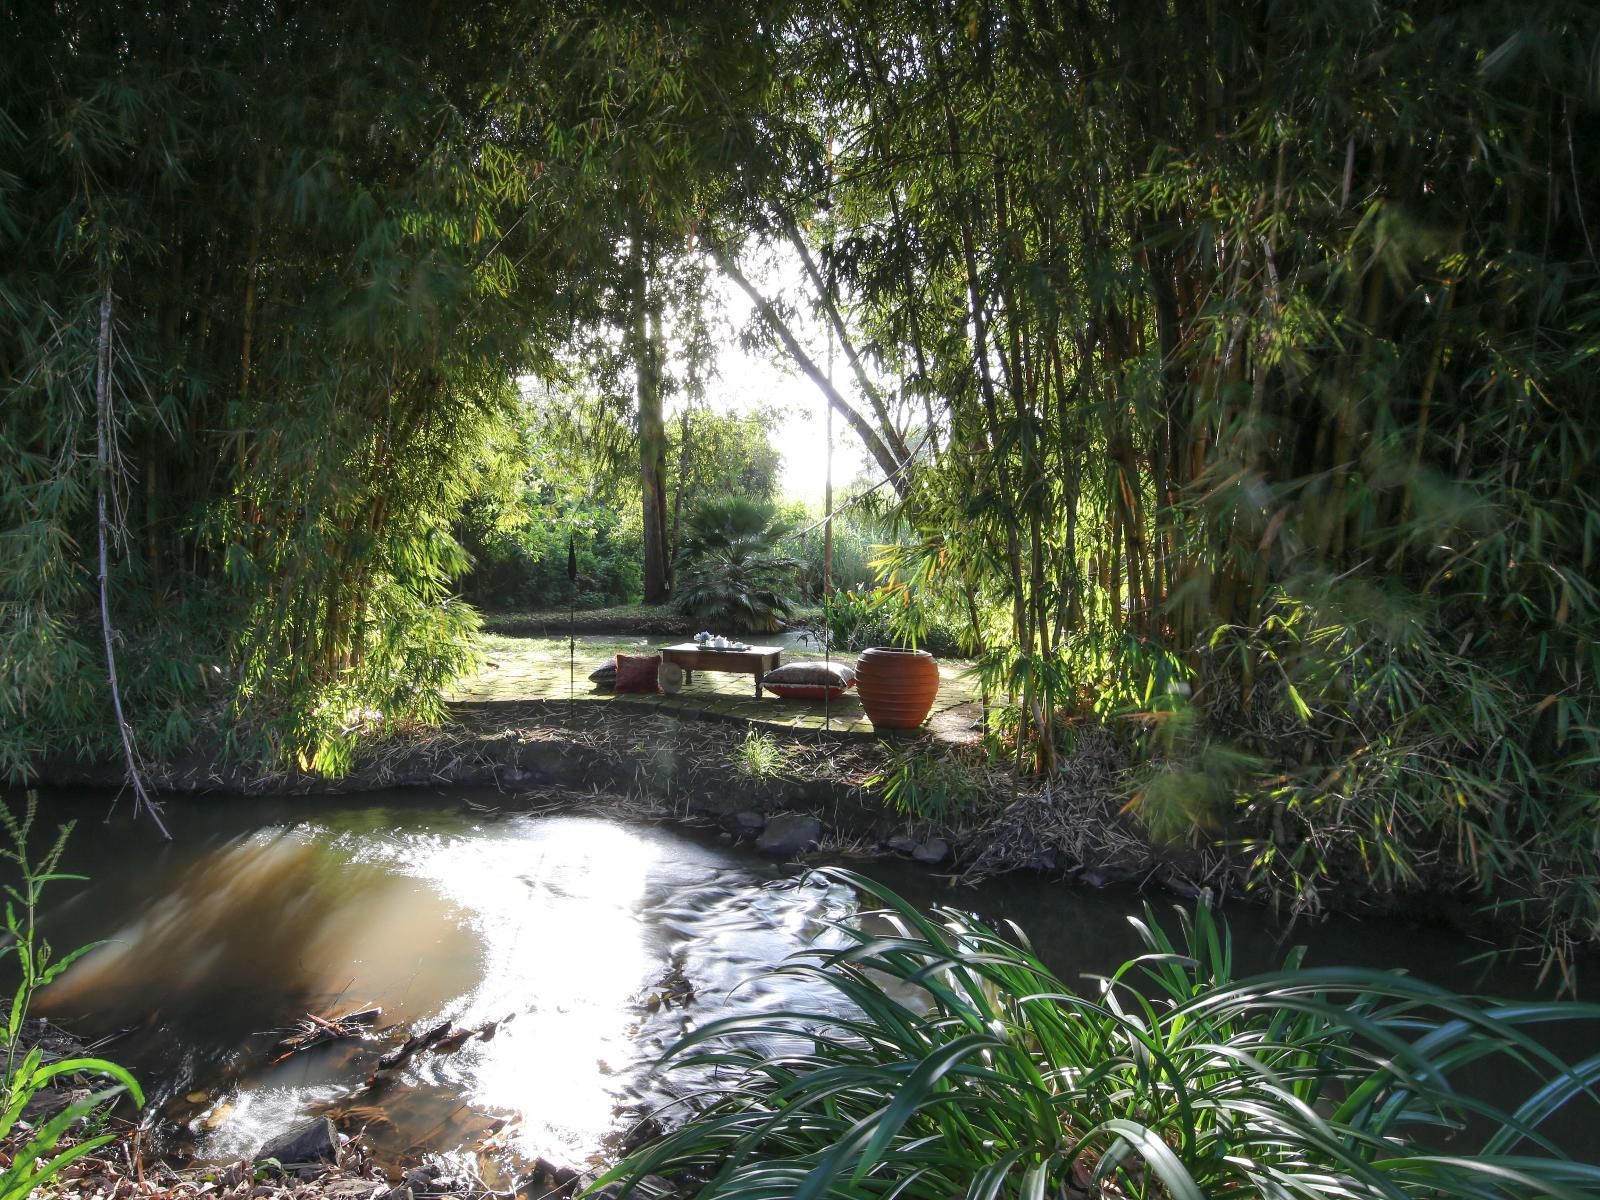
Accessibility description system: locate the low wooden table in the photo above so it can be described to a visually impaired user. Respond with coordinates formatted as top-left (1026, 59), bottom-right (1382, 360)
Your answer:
top-left (659, 643), bottom-right (783, 697)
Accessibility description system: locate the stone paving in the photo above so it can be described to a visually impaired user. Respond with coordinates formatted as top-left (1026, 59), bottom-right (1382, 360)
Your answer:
top-left (451, 635), bottom-right (983, 743)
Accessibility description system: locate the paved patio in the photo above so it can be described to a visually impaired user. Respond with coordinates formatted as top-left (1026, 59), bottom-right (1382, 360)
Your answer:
top-left (451, 635), bottom-right (983, 743)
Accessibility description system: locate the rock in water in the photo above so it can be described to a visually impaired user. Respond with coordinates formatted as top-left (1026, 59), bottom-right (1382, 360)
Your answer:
top-left (755, 814), bottom-right (822, 858)
top-left (912, 838), bottom-right (951, 865)
top-left (256, 1116), bottom-right (339, 1169)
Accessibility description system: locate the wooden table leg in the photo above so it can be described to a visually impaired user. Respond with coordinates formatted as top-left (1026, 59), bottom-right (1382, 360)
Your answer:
top-left (753, 670), bottom-right (763, 698)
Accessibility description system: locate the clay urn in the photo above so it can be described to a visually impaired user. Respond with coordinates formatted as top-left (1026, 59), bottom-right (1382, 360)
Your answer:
top-left (854, 646), bottom-right (940, 729)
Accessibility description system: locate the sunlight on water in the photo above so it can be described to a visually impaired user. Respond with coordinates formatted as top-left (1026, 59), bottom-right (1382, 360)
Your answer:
top-left (390, 819), bottom-right (657, 1165)
top-left (38, 803), bottom-right (861, 1179)
top-left (34, 792), bottom-right (1582, 1181)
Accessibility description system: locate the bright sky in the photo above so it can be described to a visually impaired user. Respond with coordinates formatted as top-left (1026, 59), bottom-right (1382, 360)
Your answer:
top-left (698, 333), bottom-right (868, 507)
top-left (689, 245), bottom-right (872, 507)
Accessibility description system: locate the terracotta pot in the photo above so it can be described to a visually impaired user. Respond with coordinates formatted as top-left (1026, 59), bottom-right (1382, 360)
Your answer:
top-left (855, 646), bottom-right (940, 729)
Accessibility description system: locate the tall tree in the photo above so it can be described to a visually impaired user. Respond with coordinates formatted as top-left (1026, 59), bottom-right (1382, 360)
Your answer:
top-left (631, 234), bottom-right (673, 603)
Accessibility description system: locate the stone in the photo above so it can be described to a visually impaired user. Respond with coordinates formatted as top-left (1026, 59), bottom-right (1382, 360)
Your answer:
top-left (255, 1117), bottom-right (339, 1169)
top-left (530, 1156), bottom-right (580, 1189)
top-left (1161, 872), bottom-right (1203, 900)
top-left (755, 814), bottom-right (822, 858)
top-left (911, 838), bottom-right (951, 865)
top-left (1078, 864), bottom-right (1137, 888)
top-left (885, 834), bottom-right (917, 854)
top-left (401, 1165), bottom-right (439, 1192)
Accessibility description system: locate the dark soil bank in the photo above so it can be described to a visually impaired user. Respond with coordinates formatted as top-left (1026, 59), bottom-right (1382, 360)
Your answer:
top-left (32, 697), bottom-right (1198, 893)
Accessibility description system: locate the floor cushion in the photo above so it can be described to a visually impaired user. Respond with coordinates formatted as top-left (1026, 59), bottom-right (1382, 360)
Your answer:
top-left (764, 660), bottom-right (855, 700)
top-left (589, 662), bottom-right (617, 690)
top-left (614, 653), bottom-right (662, 694)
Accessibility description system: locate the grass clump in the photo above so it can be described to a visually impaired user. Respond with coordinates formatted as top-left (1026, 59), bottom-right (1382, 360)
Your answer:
top-left (866, 747), bottom-right (984, 825)
top-left (0, 799), bottom-right (142, 1198)
top-left (732, 729), bottom-right (793, 784)
top-left (731, 730), bottom-right (789, 781)
top-left (598, 869), bottom-right (1600, 1200)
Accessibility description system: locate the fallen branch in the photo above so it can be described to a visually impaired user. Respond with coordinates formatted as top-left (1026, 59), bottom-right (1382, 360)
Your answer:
top-left (94, 283), bottom-right (171, 842)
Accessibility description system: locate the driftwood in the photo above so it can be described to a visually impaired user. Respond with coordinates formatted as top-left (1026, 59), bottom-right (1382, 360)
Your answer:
top-left (269, 1006), bottom-right (382, 1065)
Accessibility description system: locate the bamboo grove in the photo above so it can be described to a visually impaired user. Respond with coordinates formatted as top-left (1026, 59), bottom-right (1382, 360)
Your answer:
top-left (0, 0), bottom-right (792, 773)
top-left (772, 2), bottom-right (1600, 969)
top-left (3, 1), bottom-right (1599, 965)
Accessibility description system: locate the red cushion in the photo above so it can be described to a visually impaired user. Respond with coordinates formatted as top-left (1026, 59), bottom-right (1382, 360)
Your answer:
top-left (769, 682), bottom-right (850, 700)
top-left (614, 654), bottom-right (662, 693)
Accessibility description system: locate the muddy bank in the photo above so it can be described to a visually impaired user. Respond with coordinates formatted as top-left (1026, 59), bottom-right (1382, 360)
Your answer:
top-left (9, 1017), bottom-right (450, 1200)
top-left (32, 698), bottom-right (1209, 896)
top-left (30, 697), bottom-right (1520, 928)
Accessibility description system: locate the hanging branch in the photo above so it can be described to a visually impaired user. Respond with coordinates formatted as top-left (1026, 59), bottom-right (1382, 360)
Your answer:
top-left (707, 241), bottom-right (912, 496)
top-left (94, 285), bottom-right (172, 842)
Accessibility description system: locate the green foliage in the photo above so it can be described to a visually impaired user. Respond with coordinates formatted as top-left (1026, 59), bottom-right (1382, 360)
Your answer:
top-left (460, 496), bottom-right (642, 611)
top-left (0, 799), bottom-right (142, 1199)
top-left (821, 585), bottom-right (967, 659)
top-left (0, 0), bottom-right (797, 775)
top-left (2, 0), bottom-right (1596, 968)
top-left (0, 0), bottom-right (552, 773)
top-left (598, 869), bottom-right (1600, 1200)
top-left (1207, 589), bottom-right (1600, 981)
top-left (866, 747), bottom-right (984, 825)
top-left (674, 497), bottom-right (799, 633)
top-left (457, 388), bottom-right (787, 612)
top-left (730, 730), bottom-right (788, 781)
top-left (821, 585), bottom-right (890, 651)
top-left (760, 1), bottom-right (1600, 960)
top-left (787, 500), bottom-right (882, 599)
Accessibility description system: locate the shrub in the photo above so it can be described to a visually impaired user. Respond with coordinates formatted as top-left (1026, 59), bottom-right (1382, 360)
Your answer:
top-left (597, 869), bottom-right (1600, 1200)
top-left (822, 585), bottom-right (967, 658)
top-left (791, 517), bottom-right (877, 599)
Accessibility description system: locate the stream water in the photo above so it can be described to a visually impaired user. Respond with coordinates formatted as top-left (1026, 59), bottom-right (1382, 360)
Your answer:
top-left (18, 788), bottom-right (1588, 1184)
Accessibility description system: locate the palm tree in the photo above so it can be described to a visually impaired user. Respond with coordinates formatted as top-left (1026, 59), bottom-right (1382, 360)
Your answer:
top-left (674, 498), bottom-right (799, 633)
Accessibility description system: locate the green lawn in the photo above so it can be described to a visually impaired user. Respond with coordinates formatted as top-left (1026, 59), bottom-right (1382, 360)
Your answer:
top-left (479, 603), bottom-right (825, 637)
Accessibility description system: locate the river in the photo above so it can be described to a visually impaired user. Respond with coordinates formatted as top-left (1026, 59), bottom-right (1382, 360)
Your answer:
top-left (19, 788), bottom-right (1585, 1186)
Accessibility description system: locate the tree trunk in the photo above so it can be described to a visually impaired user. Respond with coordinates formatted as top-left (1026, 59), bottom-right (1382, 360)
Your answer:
top-left (633, 234), bottom-right (671, 605)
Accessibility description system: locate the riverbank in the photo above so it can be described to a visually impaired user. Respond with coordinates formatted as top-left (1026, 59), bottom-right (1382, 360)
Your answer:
top-left (7, 1017), bottom-right (442, 1200)
top-left (31, 693), bottom-right (1212, 896)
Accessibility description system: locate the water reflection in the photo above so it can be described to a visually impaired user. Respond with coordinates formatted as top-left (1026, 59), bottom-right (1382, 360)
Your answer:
top-left (33, 798), bottom-right (861, 1179)
top-left (384, 819), bottom-right (657, 1166)
top-left (30, 790), bottom-right (1574, 1180)
top-left (45, 828), bottom-right (471, 1050)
